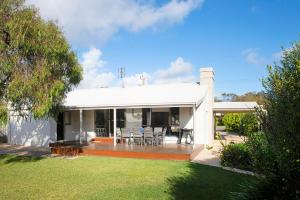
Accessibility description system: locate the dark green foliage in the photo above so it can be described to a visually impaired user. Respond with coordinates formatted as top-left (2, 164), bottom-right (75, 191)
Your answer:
top-left (257, 42), bottom-right (300, 199)
top-left (245, 132), bottom-right (273, 173)
top-left (220, 142), bottom-right (252, 171)
top-left (231, 42), bottom-right (300, 199)
top-left (0, 0), bottom-right (82, 121)
top-left (230, 176), bottom-right (299, 200)
top-left (220, 132), bottom-right (273, 173)
top-left (222, 113), bottom-right (259, 135)
top-left (222, 113), bottom-right (243, 133)
top-left (239, 113), bottom-right (259, 135)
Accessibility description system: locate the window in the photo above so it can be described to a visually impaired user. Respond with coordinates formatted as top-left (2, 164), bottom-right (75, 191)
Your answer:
top-left (151, 112), bottom-right (169, 127)
top-left (64, 111), bottom-right (71, 125)
top-left (95, 110), bottom-right (105, 129)
top-left (170, 107), bottom-right (179, 126)
top-left (142, 108), bottom-right (151, 127)
top-left (117, 109), bottom-right (125, 128)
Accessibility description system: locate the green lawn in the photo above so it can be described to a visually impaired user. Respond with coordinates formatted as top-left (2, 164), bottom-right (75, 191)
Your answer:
top-left (0, 154), bottom-right (255, 200)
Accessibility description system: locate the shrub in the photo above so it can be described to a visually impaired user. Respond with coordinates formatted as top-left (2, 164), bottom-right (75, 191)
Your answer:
top-left (220, 132), bottom-right (273, 173)
top-left (246, 132), bottom-right (273, 173)
top-left (222, 113), bottom-right (243, 133)
top-left (239, 113), bottom-right (259, 135)
top-left (220, 142), bottom-right (252, 171)
top-left (222, 113), bottom-right (259, 135)
top-left (231, 42), bottom-right (300, 200)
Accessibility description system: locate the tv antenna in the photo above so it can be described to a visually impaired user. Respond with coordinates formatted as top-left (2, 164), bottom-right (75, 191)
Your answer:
top-left (118, 67), bottom-right (125, 87)
top-left (140, 74), bottom-right (146, 86)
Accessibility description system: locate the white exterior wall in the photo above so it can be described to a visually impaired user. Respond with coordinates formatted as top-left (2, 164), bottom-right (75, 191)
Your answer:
top-left (200, 68), bottom-right (214, 145)
top-left (125, 108), bottom-right (142, 128)
top-left (64, 110), bottom-right (96, 141)
top-left (8, 115), bottom-right (57, 147)
top-left (179, 107), bottom-right (193, 129)
top-left (83, 110), bottom-right (95, 141)
top-left (194, 98), bottom-right (209, 145)
top-left (64, 110), bottom-right (79, 141)
top-left (190, 67), bottom-right (215, 146)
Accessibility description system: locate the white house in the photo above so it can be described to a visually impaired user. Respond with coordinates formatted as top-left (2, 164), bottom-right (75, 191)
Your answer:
top-left (5, 67), bottom-right (258, 148)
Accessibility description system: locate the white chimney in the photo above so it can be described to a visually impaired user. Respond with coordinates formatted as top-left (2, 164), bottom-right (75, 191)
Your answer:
top-left (200, 67), bottom-right (214, 145)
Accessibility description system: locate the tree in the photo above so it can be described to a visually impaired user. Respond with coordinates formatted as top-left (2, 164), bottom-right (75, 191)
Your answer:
top-left (235, 42), bottom-right (300, 199)
top-left (259, 42), bottom-right (300, 199)
top-left (234, 91), bottom-right (265, 105)
top-left (222, 113), bottom-right (243, 133)
top-left (218, 92), bottom-right (265, 105)
top-left (0, 0), bottom-right (82, 124)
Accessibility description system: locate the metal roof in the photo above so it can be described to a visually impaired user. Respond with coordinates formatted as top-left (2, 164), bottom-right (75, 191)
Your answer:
top-left (213, 101), bottom-right (258, 112)
top-left (64, 83), bottom-right (208, 109)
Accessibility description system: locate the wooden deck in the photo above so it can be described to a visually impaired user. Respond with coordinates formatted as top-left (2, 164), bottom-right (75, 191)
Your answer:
top-left (81, 143), bottom-right (194, 160)
top-left (50, 142), bottom-right (196, 161)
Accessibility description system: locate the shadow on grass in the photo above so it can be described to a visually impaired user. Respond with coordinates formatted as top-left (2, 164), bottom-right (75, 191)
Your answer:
top-left (167, 162), bottom-right (256, 200)
top-left (0, 154), bottom-right (45, 164)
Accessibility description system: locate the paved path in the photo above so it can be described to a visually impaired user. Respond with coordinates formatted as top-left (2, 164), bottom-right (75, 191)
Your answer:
top-left (192, 133), bottom-right (245, 167)
top-left (0, 143), bottom-right (51, 157)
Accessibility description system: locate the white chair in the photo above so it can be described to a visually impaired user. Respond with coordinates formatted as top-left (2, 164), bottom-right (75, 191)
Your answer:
top-left (154, 127), bottom-right (163, 145)
top-left (144, 127), bottom-right (154, 146)
top-left (157, 127), bottom-right (166, 145)
top-left (121, 128), bottom-right (132, 144)
top-left (116, 128), bottom-right (122, 143)
top-left (132, 128), bottom-right (143, 145)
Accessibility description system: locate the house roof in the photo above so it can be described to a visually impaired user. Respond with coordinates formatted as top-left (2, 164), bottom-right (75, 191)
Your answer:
top-left (64, 83), bottom-right (208, 109)
top-left (213, 101), bottom-right (258, 112)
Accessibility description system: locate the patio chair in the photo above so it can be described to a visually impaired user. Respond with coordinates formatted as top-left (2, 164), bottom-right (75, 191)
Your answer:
top-left (132, 127), bottom-right (143, 145)
top-left (153, 127), bottom-right (162, 145)
top-left (116, 128), bottom-right (122, 143)
top-left (157, 127), bottom-right (166, 145)
top-left (121, 127), bottom-right (132, 144)
top-left (143, 127), bottom-right (154, 146)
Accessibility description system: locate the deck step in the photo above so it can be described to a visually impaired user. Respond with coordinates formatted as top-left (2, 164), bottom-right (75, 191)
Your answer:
top-left (81, 148), bottom-right (190, 161)
top-left (91, 137), bottom-right (114, 144)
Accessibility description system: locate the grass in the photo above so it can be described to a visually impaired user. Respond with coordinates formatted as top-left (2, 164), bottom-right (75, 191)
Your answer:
top-left (0, 154), bottom-right (256, 200)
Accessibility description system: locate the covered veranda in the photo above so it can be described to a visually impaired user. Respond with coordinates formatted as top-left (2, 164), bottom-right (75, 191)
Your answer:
top-left (213, 101), bottom-right (259, 135)
top-left (65, 104), bottom-right (197, 147)
top-left (52, 83), bottom-right (209, 159)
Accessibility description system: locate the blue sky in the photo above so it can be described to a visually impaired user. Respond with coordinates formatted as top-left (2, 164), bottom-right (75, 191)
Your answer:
top-left (28, 0), bottom-right (300, 97)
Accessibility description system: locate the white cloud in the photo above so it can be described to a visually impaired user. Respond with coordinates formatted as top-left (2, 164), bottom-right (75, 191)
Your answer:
top-left (79, 47), bottom-right (116, 88)
top-left (78, 49), bottom-right (195, 88)
top-left (154, 57), bottom-right (195, 83)
top-left (122, 72), bottom-right (152, 87)
top-left (26, 0), bottom-right (203, 44)
top-left (242, 48), bottom-right (267, 66)
top-left (81, 47), bottom-right (106, 70)
top-left (120, 57), bottom-right (195, 86)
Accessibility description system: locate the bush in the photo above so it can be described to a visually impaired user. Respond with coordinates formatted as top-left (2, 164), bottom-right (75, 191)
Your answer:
top-left (230, 176), bottom-right (297, 200)
top-left (239, 113), bottom-right (259, 135)
top-left (220, 142), bottom-right (252, 171)
top-left (222, 113), bottom-right (243, 133)
top-left (231, 42), bottom-right (300, 200)
top-left (222, 113), bottom-right (259, 135)
top-left (246, 132), bottom-right (273, 173)
top-left (220, 132), bottom-right (271, 172)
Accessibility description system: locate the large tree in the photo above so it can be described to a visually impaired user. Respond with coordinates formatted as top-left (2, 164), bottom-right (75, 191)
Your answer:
top-left (259, 42), bottom-right (300, 199)
top-left (0, 0), bottom-right (82, 123)
top-left (235, 42), bottom-right (300, 199)
top-left (219, 92), bottom-right (265, 105)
